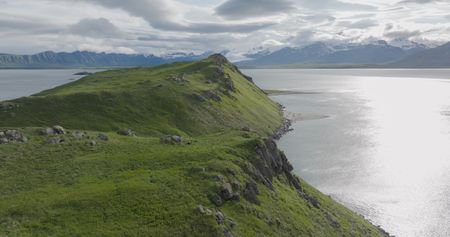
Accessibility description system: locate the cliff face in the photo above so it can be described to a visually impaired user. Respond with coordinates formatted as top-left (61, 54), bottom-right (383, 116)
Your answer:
top-left (0, 55), bottom-right (388, 236)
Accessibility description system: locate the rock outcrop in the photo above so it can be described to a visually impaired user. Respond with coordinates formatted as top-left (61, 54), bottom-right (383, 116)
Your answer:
top-left (0, 129), bottom-right (27, 144)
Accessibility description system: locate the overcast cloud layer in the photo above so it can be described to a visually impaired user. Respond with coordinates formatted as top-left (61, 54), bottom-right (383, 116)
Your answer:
top-left (0, 0), bottom-right (449, 59)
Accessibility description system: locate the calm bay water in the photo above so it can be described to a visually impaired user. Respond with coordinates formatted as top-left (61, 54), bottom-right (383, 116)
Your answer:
top-left (0, 69), bottom-right (99, 101)
top-left (245, 69), bottom-right (450, 237)
top-left (1, 68), bottom-right (450, 236)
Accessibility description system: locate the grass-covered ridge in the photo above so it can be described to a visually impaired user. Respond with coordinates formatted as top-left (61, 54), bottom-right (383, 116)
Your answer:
top-left (0, 55), bottom-right (281, 136)
top-left (0, 55), bottom-right (387, 236)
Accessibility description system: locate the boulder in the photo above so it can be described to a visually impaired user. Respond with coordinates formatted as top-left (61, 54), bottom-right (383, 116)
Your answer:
top-left (89, 140), bottom-right (97, 146)
top-left (160, 135), bottom-right (183, 144)
top-left (215, 211), bottom-right (225, 225)
top-left (243, 182), bottom-right (260, 205)
top-left (219, 183), bottom-right (234, 200)
top-left (210, 194), bottom-right (223, 207)
top-left (1, 130), bottom-right (27, 144)
top-left (52, 125), bottom-right (66, 134)
top-left (98, 133), bottom-right (109, 141)
top-left (0, 138), bottom-right (8, 144)
top-left (40, 127), bottom-right (55, 135)
top-left (231, 181), bottom-right (241, 191)
top-left (196, 205), bottom-right (213, 216)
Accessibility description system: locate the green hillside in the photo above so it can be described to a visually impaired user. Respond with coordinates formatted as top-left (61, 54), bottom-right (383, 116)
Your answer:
top-left (0, 55), bottom-right (388, 236)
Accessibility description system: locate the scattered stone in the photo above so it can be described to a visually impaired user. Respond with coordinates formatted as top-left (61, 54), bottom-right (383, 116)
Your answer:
top-left (215, 211), bottom-right (225, 225)
top-left (241, 127), bottom-right (251, 132)
top-left (48, 137), bottom-right (64, 144)
top-left (97, 133), bottom-right (109, 141)
top-left (219, 183), bottom-right (234, 200)
top-left (0, 102), bottom-right (18, 111)
top-left (210, 194), bottom-right (223, 207)
top-left (168, 73), bottom-right (188, 83)
top-left (203, 91), bottom-right (221, 102)
top-left (160, 135), bottom-right (183, 144)
top-left (0, 129), bottom-right (28, 144)
top-left (230, 193), bottom-right (240, 202)
top-left (117, 129), bottom-right (135, 136)
top-left (196, 205), bottom-right (213, 216)
top-left (52, 125), bottom-right (66, 135)
top-left (222, 76), bottom-right (235, 91)
top-left (40, 127), bottom-right (55, 135)
top-left (243, 182), bottom-right (260, 205)
top-left (89, 140), bottom-right (97, 146)
top-left (191, 93), bottom-right (206, 102)
top-left (214, 174), bottom-right (225, 182)
top-left (300, 191), bottom-right (320, 208)
top-left (231, 181), bottom-right (241, 191)
top-left (72, 131), bottom-right (85, 140)
top-left (0, 138), bottom-right (8, 144)
top-left (325, 211), bottom-right (340, 228)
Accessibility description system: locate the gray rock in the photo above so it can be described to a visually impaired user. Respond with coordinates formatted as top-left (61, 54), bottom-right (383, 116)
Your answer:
top-left (210, 194), bottom-right (223, 206)
top-left (52, 125), bottom-right (66, 135)
top-left (89, 140), bottom-right (97, 146)
top-left (219, 183), bottom-right (234, 200)
top-left (172, 135), bottom-right (182, 143)
top-left (0, 138), bottom-right (8, 144)
top-left (97, 133), bottom-right (109, 141)
top-left (214, 174), bottom-right (225, 182)
top-left (48, 137), bottom-right (64, 144)
top-left (215, 211), bottom-right (225, 225)
top-left (2, 130), bottom-right (27, 144)
top-left (243, 182), bottom-right (260, 205)
top-left (160, 135), bottom-right (183, 144)
top-left (40, 127), bottom-right (55, 135)
top-left (231, 181), bottom-right (241, 190)
top-left (196, 205), bottom-right (213, 215)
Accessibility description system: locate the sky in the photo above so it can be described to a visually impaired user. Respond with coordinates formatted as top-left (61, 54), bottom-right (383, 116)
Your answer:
top-left (0, 0), bottom-right (449, 58)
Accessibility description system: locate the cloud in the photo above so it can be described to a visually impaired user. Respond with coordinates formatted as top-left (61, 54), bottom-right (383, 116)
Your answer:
top-left (398, 0), bottom-right (445, 4)
top-left (294, 0), bottom-right (376, 11)
top-left (336, 19), bottom-right (378, 29)
top-left (67, 18), bottom-right (124, 38)
top-left (384, 29), bottom-right (421, 39)
top-left (60, 0), bottom-right (274, 33)
top-left (215, 0), bottom-right (295, 20)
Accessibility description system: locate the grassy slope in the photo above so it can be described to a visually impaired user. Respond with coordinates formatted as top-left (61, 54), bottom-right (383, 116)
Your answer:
top-left (0, 56), bottom-right (385, 236)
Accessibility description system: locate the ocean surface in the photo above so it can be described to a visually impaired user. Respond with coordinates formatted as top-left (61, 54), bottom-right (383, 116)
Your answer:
top-left (1, 68), bottom-right (450, 236)
top-left (245, 69), bottom-right (450, 237)
top-left (0, 69), bottom-right (100, 101)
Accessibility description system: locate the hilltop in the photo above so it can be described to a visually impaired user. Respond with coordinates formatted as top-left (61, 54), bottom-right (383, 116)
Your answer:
top-left (0, 55), bottom-right (388, 236)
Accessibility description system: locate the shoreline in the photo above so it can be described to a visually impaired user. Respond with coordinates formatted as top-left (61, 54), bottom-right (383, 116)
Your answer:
top-left (272, 109), bottom-right (393, 237)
